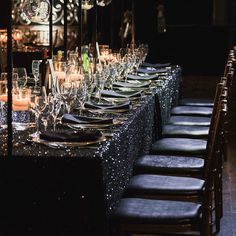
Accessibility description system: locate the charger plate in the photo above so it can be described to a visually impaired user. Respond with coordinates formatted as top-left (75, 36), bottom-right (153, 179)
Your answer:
top-left (32, 134), bottom-right (106, 147)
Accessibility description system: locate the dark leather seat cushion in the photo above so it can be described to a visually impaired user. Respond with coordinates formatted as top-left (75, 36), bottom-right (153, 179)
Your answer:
top-left (134, 155), bottom-right (205, 175)
top-left (171, 106), bottom-right (213, 116)
top-left (162, 124), bottom-right (209, 139)
top-left (151, 138), bottom-right (207, 156)
top-left (179, 99), bottom-right (214, 107)
top-left (125, 174), bottom-right (205, 197)
top-left (112, 198), bottom-right (201, 224)
top-left (168, 116), bottom-right (211, 126)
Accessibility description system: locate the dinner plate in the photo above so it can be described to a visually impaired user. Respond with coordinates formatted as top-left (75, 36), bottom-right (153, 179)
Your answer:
top-left (102, 96), bottom-right (140, 103)
top-left (32, 134), bottom-right (106, 147)
top-left (85, 108), bottom-right (130, 114)
top-left (114, 87), bottom-right (149, 92)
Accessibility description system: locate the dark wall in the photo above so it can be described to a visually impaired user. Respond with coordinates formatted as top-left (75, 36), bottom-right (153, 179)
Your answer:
top-left (165, 0), bottom-right (213, 25)
top-left (0, 1), bottom-right (9, 28)
top-left (134, 0), bottom-right (230, 75)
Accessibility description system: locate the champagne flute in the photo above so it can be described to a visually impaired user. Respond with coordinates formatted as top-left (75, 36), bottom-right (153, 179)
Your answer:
top-left (32, 60), bottom-right (41, 93)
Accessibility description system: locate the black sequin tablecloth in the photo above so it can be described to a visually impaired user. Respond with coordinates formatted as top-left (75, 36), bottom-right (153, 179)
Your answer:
top-left (0, 66), bottom-right (181, 236)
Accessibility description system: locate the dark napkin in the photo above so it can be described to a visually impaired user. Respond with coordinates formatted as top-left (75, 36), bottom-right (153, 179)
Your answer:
top-left (62, 114), bottom-right (113, 124)
top-left (142, 62), bottom-right (171, 68)
top-left (101, 90), bottom-right (143, 98)
top-left (127, 74), bottom-right (158, 81)
top-left (137, 68), bottom-right (168, 74)
top-left (113, 81), bottom-right (150, 88)
top-left (40, 129), bottom-right (102, 142)
top-left (84, 101), bottom-right (131, 110)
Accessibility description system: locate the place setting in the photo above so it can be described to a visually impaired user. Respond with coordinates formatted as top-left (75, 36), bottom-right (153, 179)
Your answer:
top-left (31, 128), bottom-right (106, 148)
top-left (82, 100), bottom-right (132, 114)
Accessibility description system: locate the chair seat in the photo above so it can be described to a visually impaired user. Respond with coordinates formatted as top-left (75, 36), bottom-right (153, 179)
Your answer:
top-left (134, 155), bottom-right (205, 175)
top-left (162, 124), bottom-right (209, 139)
top-left (112, 198), bottom-right (201, 224)
top-left (125, 174), bottom-right (205, 196)
top-left (151, 138), bottom-right (207, 156)
top-left (168, 116), bottom-right (211, 126)
top-left (179, 98), bottom-right (214, 107)
top-left (171, 106), bottom-right (213, 116)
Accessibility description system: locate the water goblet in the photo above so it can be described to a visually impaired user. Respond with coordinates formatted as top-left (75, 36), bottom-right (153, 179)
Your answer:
top-left (95, 71), bottom-right (106, 103)
top-left (76, 80), bottom-right (87, 115)
top-left (13, 67), bottom-right (28, 88)
top-left (59, 82), bottom-right (77, 114)
top-left (30, 87), bottom-right (47, 138)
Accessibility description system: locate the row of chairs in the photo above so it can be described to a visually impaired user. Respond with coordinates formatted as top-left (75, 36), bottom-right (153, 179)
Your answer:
top-left (110, 49), bottom-right (235, 236)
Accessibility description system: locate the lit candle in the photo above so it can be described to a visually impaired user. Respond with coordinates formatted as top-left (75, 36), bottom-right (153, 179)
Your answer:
top-left (12, 97), bottom-right (30, 111)
top-left (0, 94), bottom-right (7, 102)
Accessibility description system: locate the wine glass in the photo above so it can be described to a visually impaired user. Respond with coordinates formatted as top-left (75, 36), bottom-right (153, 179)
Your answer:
top-left (95, 71), bottom-right (106, 103)
top-left (1, 73), bottom-right (7, 81)
top-left (32, 60), bottom-right (41, 93)
top-left (59, 82), bottom-right (77, 114)
top-left (13, 67), bottom-right (28, 88)
top-left (76, 80), bottom-right (87, 115)
top-left (41, 104), bottom-right (50, 131)
top-left (30, 87), bottom-right (47, 139)
top-left (48, 95), bottom-right (62, 131)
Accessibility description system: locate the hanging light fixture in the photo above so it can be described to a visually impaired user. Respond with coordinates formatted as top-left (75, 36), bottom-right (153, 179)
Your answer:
top-left (96, 0), bottom-right (112, 7)
top-left (82, 0), bottom-right (94, 10)
top-left (21, 0), bottom-right (51, 23)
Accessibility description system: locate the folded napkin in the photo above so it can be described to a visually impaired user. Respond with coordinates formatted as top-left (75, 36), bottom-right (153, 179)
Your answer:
top-left (137, 68), bottom-right (168, 74)
top-left (40, 129), bottom-right (102, 142)
top-left (84, 101), bottom-right (131, 110)
top-left (127, 74), bottom-right (158, 81)
top-left (101, 90), bottom-right (143, 98)
top-left (113, 81), bottom-right (150, 88)
top-left (142, 62), bottom-right (171, 68)
top-left (62, 114), bottom-right (113, 125)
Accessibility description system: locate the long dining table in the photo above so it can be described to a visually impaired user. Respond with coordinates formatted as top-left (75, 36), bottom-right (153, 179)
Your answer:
top-left (0, 65), bottom-right (181, 236)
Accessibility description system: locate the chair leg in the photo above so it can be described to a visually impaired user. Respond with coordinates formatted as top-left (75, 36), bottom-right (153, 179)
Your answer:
top-left (214, 175), bottom-right (221, 234)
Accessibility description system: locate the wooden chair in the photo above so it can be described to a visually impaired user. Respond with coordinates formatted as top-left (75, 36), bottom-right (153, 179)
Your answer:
top-left (165, 70), bottom-right (233, 128)
top-left (178, 50), bottom-right (234, 107)
top-left (111, 100), bottom-right (227, 236)
top-left (150, 71), bottom-right (232, 157)
top-left (162, 77), bottom-right (229, 139)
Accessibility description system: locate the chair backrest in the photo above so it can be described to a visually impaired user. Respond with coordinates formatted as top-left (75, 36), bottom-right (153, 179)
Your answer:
top-left (201, 99), bottom-right (227, 234)
top-left (203, 82), bottom-right (227, 169)
top-left (204, 98), bottom-right (227, 181)
top-left (224, 61), bottom-right (232, 77)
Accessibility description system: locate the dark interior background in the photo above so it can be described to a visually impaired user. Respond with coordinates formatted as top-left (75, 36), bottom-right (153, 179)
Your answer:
top-left (1, 0), bottom-right (236, 76)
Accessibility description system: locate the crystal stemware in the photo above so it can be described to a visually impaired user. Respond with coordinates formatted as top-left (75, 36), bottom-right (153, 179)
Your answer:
top-left (30, 87), bottom-right (47, 138)
top-left (76, 80), bottom-right (87, 115)
top-left (59, 82), bottom-right (77, 114)
top-left (32, 60), bottom-right (41, 93)
top-left (48, 95), bottom-right (62, 131)
top-left (13, 67), bottom-right (28, 88)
